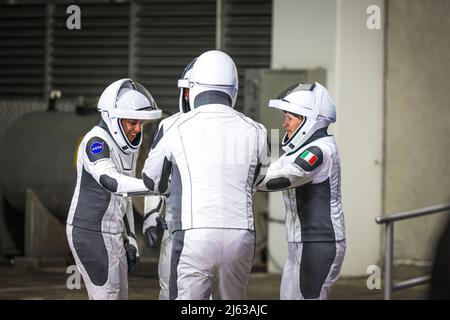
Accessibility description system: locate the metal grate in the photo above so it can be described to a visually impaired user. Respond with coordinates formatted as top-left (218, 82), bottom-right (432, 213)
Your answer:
top-left (0, 3), bottom-right (46, 97)
top-left (222, 0), bottom-right (272, 112)
top-left (0, 0), bottom-right (272, 110)
top-left (134, 0), bottom-right (216, 114)
top-left (50, 2), bottom-right (130, 99)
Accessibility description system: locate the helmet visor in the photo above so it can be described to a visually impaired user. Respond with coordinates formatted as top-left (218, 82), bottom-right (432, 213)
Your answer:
top-left (108, 80), bottom-right (162, 120)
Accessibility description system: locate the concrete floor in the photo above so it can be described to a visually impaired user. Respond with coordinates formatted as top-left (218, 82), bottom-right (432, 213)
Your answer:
top-left (0, 258), bottom-right (430, 300)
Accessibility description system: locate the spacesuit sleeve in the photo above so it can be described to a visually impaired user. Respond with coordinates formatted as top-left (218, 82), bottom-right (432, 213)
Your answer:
top-left (143, 195), bottom-right (166, 229)
top-left (141, 124), bottom-right (172, 195)
top-left (123, 198), bottom-right (139, 256)
top-left (253, 125), bottom-right (271, 188)
top-left (144, 195), bottom-right (166, 218)
top-left (257, 145), bottom-right (325, 192)
top-left (83, 136), bottom-right (149, 194)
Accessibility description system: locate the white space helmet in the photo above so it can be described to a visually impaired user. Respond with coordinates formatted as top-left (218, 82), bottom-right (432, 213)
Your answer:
top-left (97, 78), bottom-right (162, 154)
top-left (177, 58), bottom-right (197, 113)
top-left (188, 50), bottom-right (238, 109)
top-left (269, 82), bottom-right (336, 153)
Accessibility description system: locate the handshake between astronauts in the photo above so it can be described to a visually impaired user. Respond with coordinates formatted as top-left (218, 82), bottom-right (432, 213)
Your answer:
top-left (67, 49), bottom-right (345, 300)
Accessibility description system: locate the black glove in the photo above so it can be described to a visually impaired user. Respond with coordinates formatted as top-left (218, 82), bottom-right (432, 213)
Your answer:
top-left (143, 214), bottom-right (167, 248)
top-left (144, 226), bottom-right (159, 249)
top-left (124, 240), bottom-right (140, 273)
top-left (156, 215), bottom-right (168, 231)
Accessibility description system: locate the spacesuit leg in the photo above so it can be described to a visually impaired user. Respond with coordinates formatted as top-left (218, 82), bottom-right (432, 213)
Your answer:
top-left (112, 232), bottom-right (129, 300)
top-left (158, 229), bottom-right (172, 300)
top-left (280, 242), bottom-right (300, 300)
top-left (172, 229), bottom-right (215, 300)
top-left (294, 241), bottom-right (339, 300)
top-left (217, 229), bottom-right (255, 300)
top-left (318, 240), bottom-right (346, 299)
top-left (66, 224), bottom-right (128, 300)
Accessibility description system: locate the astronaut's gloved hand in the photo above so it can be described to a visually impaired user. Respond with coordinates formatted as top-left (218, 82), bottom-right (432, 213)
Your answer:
top-left (143, 206), bottom-right (158, 249)
top-left (124, 238), bottom-right (140, 273)
top-left (156, 214), bottom-right (168, 231)
top-left (143, 226), bottom-right (158, 249)
top-left (143, 212), bottom-right (163, 249)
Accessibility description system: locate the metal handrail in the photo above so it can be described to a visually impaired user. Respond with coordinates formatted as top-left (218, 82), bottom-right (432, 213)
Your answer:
top-left (376, 203), bottom-right (450, 224)
top-left (376, 203), bottom-right (450, 300)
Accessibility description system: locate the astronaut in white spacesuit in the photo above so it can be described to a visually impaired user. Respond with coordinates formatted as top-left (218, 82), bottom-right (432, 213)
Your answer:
top-left (66, 79), bottom-right (162, 300)
top-left (143, 58), bottom-right (197, 300)
top-left (142, 50), bottom-right (270, 300)
top-left (257, 82), bottom-right (346, 300)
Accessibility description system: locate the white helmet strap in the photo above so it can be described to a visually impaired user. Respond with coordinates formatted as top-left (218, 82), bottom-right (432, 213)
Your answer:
top-left (283, 121), bottom-right (329, 154)
top-left (117, 118), bottom-right (141, 150)
top-left (281, 116), bottom-right (307, 152)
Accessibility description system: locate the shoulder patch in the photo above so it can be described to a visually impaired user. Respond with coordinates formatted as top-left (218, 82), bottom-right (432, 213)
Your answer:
top-left (294, 146), bottom-right (323, 172)
top-left (86, 136), bottom-right (110, 162)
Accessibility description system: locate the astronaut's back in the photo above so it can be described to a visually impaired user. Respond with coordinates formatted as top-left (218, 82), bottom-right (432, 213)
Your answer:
top-left (167, 104), bottom-right (265, 231)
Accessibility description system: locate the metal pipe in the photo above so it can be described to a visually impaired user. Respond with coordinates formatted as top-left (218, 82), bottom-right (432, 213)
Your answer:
top-left (376, 203), bottom-right (450, 224)
top-left (266, 217), bottom-right (284, 224)
top-left (385, 222), bottom-right (393, 300)
top-left (376, 203), bottom-right (450, 300)
top-left (216, 0), bottom-right (223, 50)
top-left (393, 276), bottom-right (431, 291)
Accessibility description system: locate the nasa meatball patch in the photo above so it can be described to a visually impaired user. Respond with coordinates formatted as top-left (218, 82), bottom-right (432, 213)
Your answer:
top-left (86, 137), bottom-right (110, 162)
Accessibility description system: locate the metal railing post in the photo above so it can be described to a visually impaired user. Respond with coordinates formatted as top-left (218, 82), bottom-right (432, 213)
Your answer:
top-left (376, 203), bottom-right (450, 300)
top-left (385, 222), bottom-right (393, 300)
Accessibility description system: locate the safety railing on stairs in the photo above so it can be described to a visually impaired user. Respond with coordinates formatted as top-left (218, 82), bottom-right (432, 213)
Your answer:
top-left (375, 203), bottom-right (450, 300)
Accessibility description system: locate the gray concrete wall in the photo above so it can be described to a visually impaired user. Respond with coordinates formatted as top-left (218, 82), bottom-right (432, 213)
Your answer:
top-left (385, 0), bottom-right (450, 264)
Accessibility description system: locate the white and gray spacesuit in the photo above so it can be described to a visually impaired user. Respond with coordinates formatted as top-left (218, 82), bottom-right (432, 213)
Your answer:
top-left (142, 50), bottom-right (270, 300)
top-left (257, 82), bottom-right (346, 300)
top-left (66, 79), bottom-right (161, 300)
top-left (143, 58), bottom-right (197, 300)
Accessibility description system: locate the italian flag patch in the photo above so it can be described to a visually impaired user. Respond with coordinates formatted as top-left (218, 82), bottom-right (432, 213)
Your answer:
top-left (300, 150), bottom-right (318, 166)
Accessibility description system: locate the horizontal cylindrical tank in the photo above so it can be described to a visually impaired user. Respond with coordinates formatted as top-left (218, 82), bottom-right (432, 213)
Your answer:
top-left (0, 111), bottom-right (160, 219)
top-left (0, 112), bottom-right (100, 218)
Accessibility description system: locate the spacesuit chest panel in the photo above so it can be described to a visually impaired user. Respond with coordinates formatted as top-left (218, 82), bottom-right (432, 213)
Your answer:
top-left (294, 179), bottom-right (335, 241)
top-left (113, 150), bottom-right (135, 175)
